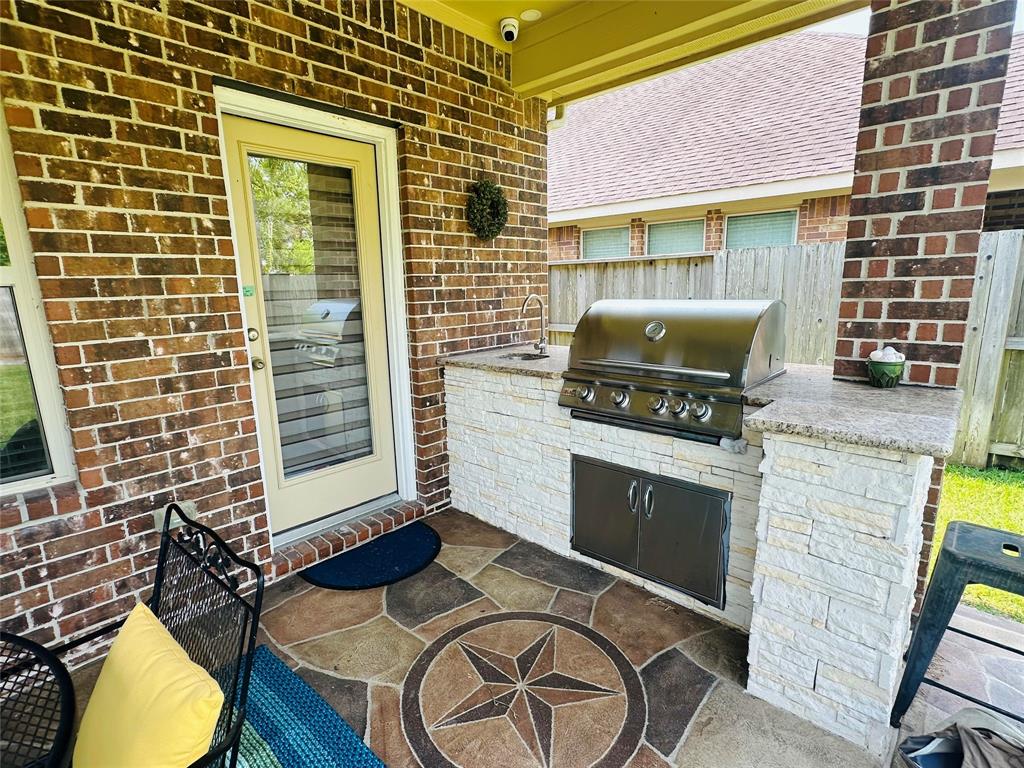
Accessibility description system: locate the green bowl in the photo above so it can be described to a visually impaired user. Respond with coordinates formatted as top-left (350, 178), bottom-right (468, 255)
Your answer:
top-left (867, 360), bottom-right (904, 388)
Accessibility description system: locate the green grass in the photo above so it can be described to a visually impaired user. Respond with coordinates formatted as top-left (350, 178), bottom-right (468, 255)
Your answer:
top-left (0, 363), bottom-right (36, 444)
top-left (930, 464), bottom-right (1024, 623)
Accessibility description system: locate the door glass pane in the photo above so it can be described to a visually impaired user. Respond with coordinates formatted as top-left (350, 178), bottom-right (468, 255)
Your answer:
top-left (0, 285), bottom-right (53, 484)
top-left (248, 155), bottom-right (372, 479)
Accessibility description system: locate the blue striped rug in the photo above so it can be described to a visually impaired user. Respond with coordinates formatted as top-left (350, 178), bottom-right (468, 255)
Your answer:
top-left (239, 646), bottom-right (384, 768)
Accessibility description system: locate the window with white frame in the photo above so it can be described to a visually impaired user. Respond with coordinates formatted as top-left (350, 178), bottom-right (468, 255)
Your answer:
top-left (581, 226), bottom-right (629, 259)
top-left (724, 211), bottom-right (798, 249)
top-left (1, 116), bottom-right (72, 490)
top-left (646, 219), bottom-right (704, 255)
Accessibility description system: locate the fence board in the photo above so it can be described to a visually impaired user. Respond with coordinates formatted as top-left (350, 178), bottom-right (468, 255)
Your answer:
top-left (990, 350), bottom-right (1024, 459)
top-left (550, 244), bottom-right (846, 363)
top-left (549, 254), bottom-right (714, 346)
top-left (956, 230), bottom-right (1023, 466)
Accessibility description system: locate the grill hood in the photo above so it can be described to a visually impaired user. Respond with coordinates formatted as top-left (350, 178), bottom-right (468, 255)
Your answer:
top-left (567, 299), bottom-right (786, 393)
top-left (560, 299), bottom-right (786, 442)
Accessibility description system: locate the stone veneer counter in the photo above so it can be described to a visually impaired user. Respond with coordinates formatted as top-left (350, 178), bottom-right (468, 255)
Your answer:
top-left (441, 344), bottom-right (569, 379)
top-left (442, 352), bottom-right (961, 459)
top-left (442, 344), bottom-right (764, 631)
top-left (443, 345), bottom-right (964, 763)
top-left (745, 363), bottom-right (961, 458)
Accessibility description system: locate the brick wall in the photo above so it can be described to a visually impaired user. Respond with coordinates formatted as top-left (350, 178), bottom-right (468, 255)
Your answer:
top-left (983, 187), bottom-right (1024, 229)
top-left (0, 0), bottom-right (546, 650)
top-left (915, 458), bottom-right (945, 614)
top-left (834, 0), bottom-right (1017, 386)
top-left (547, 224), bottom-right (580, 261)
top-left (797, 194), bottom-right (851, 242)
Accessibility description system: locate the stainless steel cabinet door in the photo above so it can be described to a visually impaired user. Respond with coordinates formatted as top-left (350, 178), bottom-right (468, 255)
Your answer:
top-left (572, 458), bottom-right (640, 570)
top-left (638, 479), bottom-right (727, 607)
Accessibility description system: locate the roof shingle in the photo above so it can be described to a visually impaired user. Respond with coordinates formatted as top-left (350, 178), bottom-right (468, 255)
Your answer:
top-left (548, 32), bottom-right (1024, 213)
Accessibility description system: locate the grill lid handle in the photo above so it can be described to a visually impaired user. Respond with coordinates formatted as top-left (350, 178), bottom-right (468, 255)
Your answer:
top-left (578, 358), bottom-right (731, 381)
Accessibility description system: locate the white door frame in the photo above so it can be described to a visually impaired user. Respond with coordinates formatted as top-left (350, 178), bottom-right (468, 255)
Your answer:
top-left (213, 87), bottom-right (418, 536)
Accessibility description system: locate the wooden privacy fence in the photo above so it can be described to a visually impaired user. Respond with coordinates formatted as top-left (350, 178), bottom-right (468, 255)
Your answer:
top-left (547, 231), bottom-right (1024, 467)
top-left (548, 242), bottom-right (845, 364)
top-left (955, 229), bottom-right (1024, 467)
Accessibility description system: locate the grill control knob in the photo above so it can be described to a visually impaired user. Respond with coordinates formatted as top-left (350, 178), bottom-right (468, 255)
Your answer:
top-left (610, 390), bottom-right (629, 408)
top-left (576, 384), bottom-right (595, 403)
top-left (647, 395), bottom-right (667, 414)
top-left (691, 402), bottom-right (711, 422)
top-left (667, 398), bottom-right (686, 416)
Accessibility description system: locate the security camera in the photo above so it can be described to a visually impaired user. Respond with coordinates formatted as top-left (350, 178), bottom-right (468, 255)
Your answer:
top-left (500, 17), bottom-right (519, 43)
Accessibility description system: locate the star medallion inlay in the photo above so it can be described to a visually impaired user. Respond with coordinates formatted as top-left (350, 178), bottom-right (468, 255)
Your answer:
top-left (432, 630), bottom-right (617, 765)
top-left (402, 612), bottom-right (646, 768)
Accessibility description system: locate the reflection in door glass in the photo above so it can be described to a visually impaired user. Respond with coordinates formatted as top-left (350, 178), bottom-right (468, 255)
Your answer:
top-left (248, 155), bottom-right (372, 478)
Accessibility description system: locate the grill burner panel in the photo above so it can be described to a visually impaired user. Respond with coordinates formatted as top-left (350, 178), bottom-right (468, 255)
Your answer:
top-left (561, 381), bottom-right (742, 438)
top-left (559, 299), bottom-right (786, 442)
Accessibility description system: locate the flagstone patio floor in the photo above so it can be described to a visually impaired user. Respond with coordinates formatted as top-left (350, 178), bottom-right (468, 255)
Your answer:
top-left (251, 509), bottom-right (877, 768)
top-left (69, 508), bottom-right (1022, 767)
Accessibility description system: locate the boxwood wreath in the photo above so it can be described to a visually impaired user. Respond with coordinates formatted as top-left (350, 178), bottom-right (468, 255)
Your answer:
top-left (466, 179), bottom-right (508, 240)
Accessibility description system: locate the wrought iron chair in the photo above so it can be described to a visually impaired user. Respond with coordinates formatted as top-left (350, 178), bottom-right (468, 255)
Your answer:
top-left (58, 503), bottom-right (265, 768)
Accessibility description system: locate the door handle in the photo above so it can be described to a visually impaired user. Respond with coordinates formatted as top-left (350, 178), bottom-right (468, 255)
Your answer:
top-left (643, 484), bottom-right (654, 520)
top-left (627, 480), bottom-right (639, 515)
top-left (251, 357), bottom-right (266, 371)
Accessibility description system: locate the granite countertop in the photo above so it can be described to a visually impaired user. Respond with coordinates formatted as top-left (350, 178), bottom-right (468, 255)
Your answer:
top-left (743, 363), bottom-right (962, 458)
top-left (442, 350), bottom-right (961, 458)
top-left (441, 344), bottom-right (569, 379)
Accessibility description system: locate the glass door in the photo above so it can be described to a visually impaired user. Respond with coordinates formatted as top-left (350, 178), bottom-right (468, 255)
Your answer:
top-left (224, 115), bottom-right (397, 533)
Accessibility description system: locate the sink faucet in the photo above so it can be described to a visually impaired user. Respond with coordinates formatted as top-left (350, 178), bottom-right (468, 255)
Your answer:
top-left (520, 293), bottom-right (547, 355)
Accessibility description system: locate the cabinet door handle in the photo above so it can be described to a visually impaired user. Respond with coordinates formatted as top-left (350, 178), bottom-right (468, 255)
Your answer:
top-left (627, 480), bottom-right (639, 515)
top-left (643, 484), bottom-right (654, 520)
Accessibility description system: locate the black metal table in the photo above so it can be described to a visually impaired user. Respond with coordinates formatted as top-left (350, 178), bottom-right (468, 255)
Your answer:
top-left (0, 632), bottom-right (74, 768)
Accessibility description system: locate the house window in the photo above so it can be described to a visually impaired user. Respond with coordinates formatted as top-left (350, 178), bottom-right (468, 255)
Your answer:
top-left (1, 118), bottom-right (72, 490)
top-left (581, 227), bottom-right (629, 259)
top-left (0, 277), bottom-right (53, 482)
top-left (647, 220), bottom-right (704, 255)
top-left (725, 211), bottom-right (798, 249)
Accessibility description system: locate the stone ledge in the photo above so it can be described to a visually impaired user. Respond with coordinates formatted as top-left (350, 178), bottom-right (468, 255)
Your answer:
top-left (743, 364), bottom-right (960, 458)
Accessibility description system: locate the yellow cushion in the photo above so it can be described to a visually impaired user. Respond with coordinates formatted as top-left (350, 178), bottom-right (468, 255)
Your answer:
top-left (74, 603), bottom-right (225, 768)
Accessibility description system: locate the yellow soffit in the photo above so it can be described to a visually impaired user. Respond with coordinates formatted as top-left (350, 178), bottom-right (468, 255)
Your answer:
top-left (401, 0), bottom-right (867, 105)
top-left (401, 0), bottom-right (519, 52)
top-left (514, 0), bottom-right (868, 104)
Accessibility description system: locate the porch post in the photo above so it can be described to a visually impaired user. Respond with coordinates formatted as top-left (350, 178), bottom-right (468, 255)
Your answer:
top-left (834, 0), bottom-right (1018, 387)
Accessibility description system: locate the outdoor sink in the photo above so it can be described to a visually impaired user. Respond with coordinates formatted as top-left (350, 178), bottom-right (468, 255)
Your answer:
top-left (500, 352), bottom-right (550, 361)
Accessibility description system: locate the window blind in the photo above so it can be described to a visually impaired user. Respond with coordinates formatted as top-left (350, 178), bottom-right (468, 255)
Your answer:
top-left (647, 220), bottom-right (704, 255)
top-left (581, 227), bottom-right (629, 259)
top-left (725, 211), bottom-right (797, 249)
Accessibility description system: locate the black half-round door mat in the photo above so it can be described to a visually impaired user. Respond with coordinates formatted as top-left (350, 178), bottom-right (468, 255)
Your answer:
top-left (299, 521), bottom-right (441, 590)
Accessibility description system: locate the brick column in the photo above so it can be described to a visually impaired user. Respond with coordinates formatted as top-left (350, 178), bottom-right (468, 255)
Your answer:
top-left (834, 0), bottom-right (1017, 386)
top-left (704, 209), bottom-right (724, 250)
top-left (628, 217), bottom-right (645, 257)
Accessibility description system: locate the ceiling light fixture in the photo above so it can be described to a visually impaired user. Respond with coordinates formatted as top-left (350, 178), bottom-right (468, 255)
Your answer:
top-left (520, 9), bottom-right (542, 22)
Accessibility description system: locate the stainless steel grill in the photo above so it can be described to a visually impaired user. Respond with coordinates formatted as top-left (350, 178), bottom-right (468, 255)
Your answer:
top-left (558, 299), bottom-right (786, 442)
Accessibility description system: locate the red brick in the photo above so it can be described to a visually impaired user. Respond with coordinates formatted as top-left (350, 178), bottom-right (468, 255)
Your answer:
top-left (836, 0), bottom-right (1008, 386)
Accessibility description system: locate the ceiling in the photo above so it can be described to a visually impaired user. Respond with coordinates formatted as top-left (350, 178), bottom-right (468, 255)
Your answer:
top-left (402, 0), bottom-right (869, 105)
